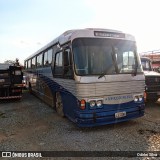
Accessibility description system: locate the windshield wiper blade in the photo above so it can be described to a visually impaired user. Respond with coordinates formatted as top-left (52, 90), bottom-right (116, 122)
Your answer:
top-left (111, 46), bottom-right (119, 74)
top-left (133, 50), bottom-right (138, 76)
top-left (98, 72), bottom-right (105, 79)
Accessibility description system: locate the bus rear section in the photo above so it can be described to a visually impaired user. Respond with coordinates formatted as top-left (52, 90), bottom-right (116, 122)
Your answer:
top-left (0, 64), bottom-right (23, 100)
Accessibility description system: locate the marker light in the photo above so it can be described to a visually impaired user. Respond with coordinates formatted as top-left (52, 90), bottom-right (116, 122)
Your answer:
top-left (80, 99), bottom-right (86, 110)
top-left (134, 95), bottom-right (144, 102)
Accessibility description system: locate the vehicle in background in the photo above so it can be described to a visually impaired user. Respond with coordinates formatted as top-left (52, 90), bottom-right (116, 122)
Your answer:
top-left (141, 57), bottom-right (160, 102)
top-left (22, 75), bottom-right (27, 89)
top-left (0, 63), bottom-right (23, 100)
top-left (24, 28), bottom-right (145, 127)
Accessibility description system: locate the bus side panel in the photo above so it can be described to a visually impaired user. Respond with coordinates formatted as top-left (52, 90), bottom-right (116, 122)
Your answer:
top-left (52, 78), bottom-right (78, 119)
top-left (27, 68), bottom-right (55, 107)
top-left (28, 67), bottom-right (79, 120)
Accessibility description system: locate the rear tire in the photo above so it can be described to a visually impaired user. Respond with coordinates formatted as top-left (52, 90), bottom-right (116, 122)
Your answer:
top-left (55, 92), bottom-right (64, 117)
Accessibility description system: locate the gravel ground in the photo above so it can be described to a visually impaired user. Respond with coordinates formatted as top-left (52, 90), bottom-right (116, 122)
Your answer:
top-left (0, 91), bottom-right (160, 160)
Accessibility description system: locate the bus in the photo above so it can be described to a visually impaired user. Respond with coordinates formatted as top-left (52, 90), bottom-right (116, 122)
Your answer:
top-left (24, 28), bottom-right (145, 127)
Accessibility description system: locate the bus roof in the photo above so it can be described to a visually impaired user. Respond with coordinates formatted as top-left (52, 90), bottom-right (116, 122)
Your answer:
top-left (25, 28), bottom-right (136, 61)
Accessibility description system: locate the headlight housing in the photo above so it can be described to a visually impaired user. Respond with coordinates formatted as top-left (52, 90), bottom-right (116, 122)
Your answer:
top-left (139, 95), bottom-right (143, 101)
top-left (96, 100), bottom-right (103, 108)
top-left (134, 96), bottom-right (139, 102)
top-left (90, 101), bottom-right (96, 107)
top-left (134, 95), bottom-right (144, 102)
top-left (88, 99), bottom-right (103, 109)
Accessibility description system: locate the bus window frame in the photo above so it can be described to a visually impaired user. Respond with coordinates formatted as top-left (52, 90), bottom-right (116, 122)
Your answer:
top-left (43, 47), bottom-right (53, 67)
top-left (54, 51), bottom-right (63, 77)
top-left (28, 59), bottom-right (31, 69)
top-left (31, 57), bottom-right (36, 69)
top-left (53, 47), bottom-right (73, 79)
top-left (36, 52), bottom-right (43, 68)
top-left (63, 48), bottom-right (73, 79)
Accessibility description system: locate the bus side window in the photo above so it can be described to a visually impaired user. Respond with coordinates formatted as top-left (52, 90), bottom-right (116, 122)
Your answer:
top-left (44, 51), bottom-right (48, 66)
top-left (37, 53), bottom-right (43, 67)
top-left (24, 61), bottom-right (27, 69)
top-left (28, 59), bottom-right (31, 69)
top-left (31, 57), bottom-right (36, 68)
top-left (54, 52), bottom-right (63, 77)
top-left (63, 49), bottom-right (73, 79)
top-left (44, 48), bottom-right (53, 67)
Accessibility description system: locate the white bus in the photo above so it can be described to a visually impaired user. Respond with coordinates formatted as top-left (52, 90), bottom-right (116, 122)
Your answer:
top-left (24, 28), bottom-right (145, 127)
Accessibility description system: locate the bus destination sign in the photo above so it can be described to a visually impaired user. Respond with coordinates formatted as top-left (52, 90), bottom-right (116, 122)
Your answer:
top-left (94, 31), bottom-right (125, 38)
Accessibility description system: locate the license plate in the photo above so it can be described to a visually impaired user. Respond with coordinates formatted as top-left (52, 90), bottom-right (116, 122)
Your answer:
top-left (115, 111), bottom-right (126, 118)
top-left (0, 79), bottom-right (5, 83)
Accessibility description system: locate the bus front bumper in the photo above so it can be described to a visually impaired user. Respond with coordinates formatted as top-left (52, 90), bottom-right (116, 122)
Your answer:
top-left (75, 104), bottom-right (145, 127)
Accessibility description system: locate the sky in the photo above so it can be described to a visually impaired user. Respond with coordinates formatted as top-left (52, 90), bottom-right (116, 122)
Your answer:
top-left (1, 0), bottom-right (160, 64)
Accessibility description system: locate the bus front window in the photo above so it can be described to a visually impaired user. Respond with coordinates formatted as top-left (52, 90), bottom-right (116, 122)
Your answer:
top-left (72, 38), bottom-right (142, 76)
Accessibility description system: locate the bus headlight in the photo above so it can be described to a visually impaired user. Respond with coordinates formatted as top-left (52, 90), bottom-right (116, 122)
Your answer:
top-left (139, 95), bottom-right (143, 101)
top-left (90, 101), bottom-right (96, 107)
top-left (134, 95), bottom-right (143, 102)
top-left (96, 100), bottom-right (103, 108)
top-left (134, 96), bottom-right (139, 102)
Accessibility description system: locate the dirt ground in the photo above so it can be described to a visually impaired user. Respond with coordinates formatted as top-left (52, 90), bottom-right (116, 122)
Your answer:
top-left (0, 91), bottom-right (160, 160)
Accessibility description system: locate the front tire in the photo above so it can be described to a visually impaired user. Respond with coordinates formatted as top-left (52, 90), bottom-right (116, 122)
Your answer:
top-left (56, 92), bottom-right (64, 117)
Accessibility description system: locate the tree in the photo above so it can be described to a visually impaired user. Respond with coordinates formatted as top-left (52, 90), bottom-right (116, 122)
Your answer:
top-left (4, 58), bottom-right (20, 66)
top-left (4, 59), bottom-right (15, 65)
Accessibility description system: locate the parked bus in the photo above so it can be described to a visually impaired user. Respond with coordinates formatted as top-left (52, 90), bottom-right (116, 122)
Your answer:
top-left (24, 28), bottom-right (145, 127)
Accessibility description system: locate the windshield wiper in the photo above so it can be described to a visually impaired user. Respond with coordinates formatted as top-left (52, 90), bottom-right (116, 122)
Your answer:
top-left (133, 50), bottom-right (138, 76)
top-left (98, 72), bottom-right (106, 79)
top-left (111, 46), bottom-right (119, 74)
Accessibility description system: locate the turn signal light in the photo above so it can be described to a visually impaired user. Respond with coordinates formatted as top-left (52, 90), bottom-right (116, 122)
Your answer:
top-left (144, 91), bottom-right (147, 100)
top-left (80, 99), bottom-right (86, 110)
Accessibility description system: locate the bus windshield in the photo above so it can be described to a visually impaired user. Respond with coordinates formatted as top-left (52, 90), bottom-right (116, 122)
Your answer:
top-left (72, 38), bottom-right (142, 76)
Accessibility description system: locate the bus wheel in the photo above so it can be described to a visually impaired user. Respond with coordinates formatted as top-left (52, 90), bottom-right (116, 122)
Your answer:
top-left (56, 92), bottom-right (64, 117)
